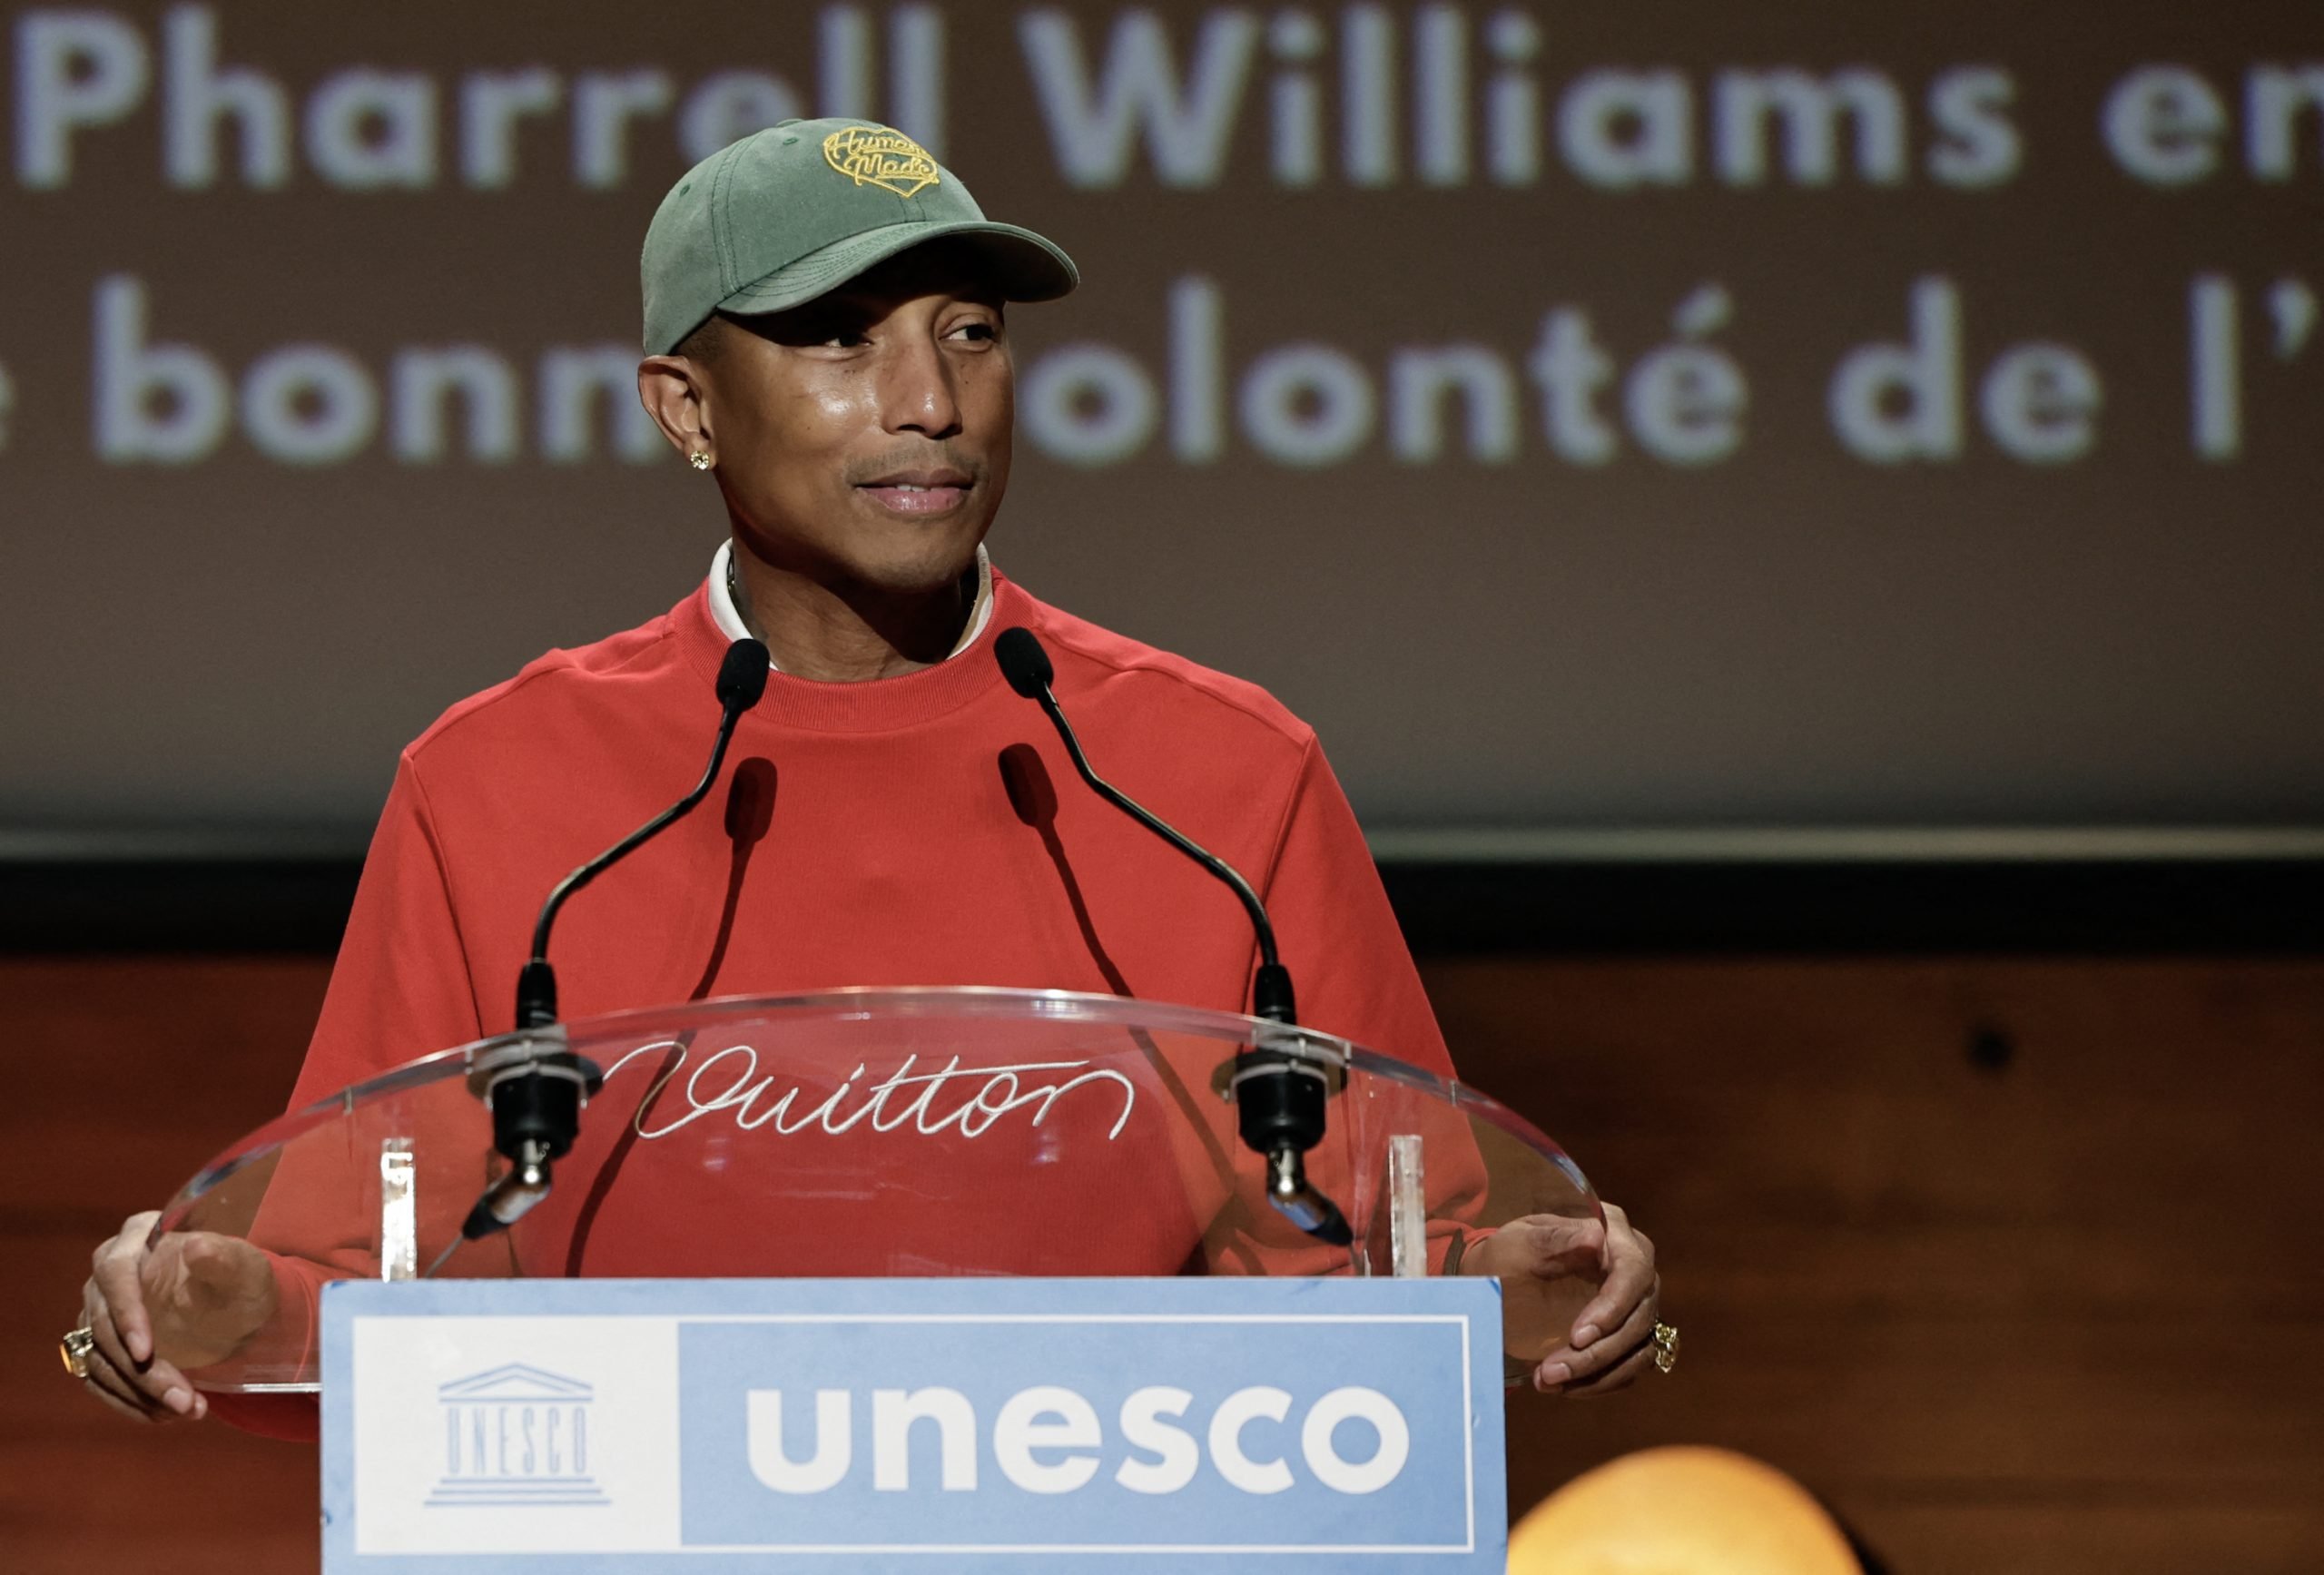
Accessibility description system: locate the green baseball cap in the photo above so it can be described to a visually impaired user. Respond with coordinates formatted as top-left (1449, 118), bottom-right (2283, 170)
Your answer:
top-left (642, 119), bottom-right (1078, 354)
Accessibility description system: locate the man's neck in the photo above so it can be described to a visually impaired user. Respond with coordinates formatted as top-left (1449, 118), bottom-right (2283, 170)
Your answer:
top-left (725, 541), bottom-right (980, 683)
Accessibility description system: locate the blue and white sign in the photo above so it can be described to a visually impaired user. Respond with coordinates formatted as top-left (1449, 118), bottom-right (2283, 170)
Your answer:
top-left (321, 1276), bottom-right (1506, 1571)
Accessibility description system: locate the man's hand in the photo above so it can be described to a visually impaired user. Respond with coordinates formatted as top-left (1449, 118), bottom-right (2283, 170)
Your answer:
top-left (1462, 1201), bottom-right (1661, 1398)
top-left (75, 1212), bottom-right (277, 1423)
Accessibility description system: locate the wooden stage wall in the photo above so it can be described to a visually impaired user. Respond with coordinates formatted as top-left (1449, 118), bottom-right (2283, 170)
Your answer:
top-left (2, 955), bottom-right (2318, 1573)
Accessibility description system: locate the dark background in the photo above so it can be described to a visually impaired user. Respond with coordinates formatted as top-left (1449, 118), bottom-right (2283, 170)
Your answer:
top-left (5, 953), bottom-right (2319, 1573)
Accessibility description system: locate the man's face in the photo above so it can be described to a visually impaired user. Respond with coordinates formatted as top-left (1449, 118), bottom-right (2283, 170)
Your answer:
top-left (689, 247), bottom-right (1012, 593)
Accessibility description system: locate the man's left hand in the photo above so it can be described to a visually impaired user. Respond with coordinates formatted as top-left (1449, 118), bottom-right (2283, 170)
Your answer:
top-left (1462, 1201), bottom-right (1662, 1398)
top-left (1536, 1201), bottom-right (1659, 1397)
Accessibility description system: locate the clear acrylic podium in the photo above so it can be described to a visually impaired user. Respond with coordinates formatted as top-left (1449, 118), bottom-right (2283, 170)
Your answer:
top-left (143, 989), bottom-right (1605, 1395)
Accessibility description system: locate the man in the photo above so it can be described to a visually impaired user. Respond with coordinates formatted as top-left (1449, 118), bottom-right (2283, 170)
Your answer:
top-left (72, 120), bottom-right (1666, 1431)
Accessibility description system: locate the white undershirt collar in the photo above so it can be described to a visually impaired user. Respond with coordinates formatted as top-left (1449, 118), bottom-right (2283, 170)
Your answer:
top-left (707, 539), bottom-right (995, 671)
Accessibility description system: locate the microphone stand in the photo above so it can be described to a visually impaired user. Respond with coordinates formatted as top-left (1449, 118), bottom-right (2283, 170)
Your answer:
top-left (994, 627), bottom-right (1350, 1246)
top-left (434, 639), bottom-right (772, 1270)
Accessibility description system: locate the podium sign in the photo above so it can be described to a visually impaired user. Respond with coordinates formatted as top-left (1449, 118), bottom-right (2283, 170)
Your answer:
top-left (321, 1277), bottom-right (1508, 1572)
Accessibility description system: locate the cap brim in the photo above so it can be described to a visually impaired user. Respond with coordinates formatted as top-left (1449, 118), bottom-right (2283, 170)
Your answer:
top-left (714, 221), bottom-right (1078, 322)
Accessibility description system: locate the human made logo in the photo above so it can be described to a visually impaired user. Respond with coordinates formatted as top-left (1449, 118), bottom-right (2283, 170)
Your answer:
top-left (822, 124), bottom-right (940, 198)
top-left (426, 1364), bottom-right (610, 1511)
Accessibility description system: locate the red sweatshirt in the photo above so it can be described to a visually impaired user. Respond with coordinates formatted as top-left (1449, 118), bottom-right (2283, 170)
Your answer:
top-left (291, 565), bottom-right (1448, 1098)
top-left (209, 566), bottom-right (1462, 1439)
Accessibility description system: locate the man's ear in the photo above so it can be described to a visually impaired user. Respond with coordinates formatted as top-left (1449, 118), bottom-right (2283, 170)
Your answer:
top-left (637, 353), bottom-right (713, 461)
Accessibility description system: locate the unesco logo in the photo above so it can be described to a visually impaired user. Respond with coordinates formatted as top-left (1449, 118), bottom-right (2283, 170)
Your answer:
top-left (427, 1364), bottom-right (611, 1510)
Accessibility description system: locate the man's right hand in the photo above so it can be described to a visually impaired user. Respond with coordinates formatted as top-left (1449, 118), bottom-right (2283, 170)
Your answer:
top-left (76, 1212), bottom-right (276, 1424)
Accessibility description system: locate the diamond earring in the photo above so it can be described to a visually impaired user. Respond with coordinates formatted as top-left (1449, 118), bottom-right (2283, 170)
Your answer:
top-left (689, 451), bottom-right (713, 471)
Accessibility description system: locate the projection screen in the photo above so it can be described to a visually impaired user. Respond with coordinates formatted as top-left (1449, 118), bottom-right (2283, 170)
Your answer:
top-left (1, 0), bottom-right (2318, 842)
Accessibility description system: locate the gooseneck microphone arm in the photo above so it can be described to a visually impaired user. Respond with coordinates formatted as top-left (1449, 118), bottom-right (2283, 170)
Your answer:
top-left (1000, 637), bottom-right (1296, 1027)
top-left (992, 626), bottom-right (1347, 1245)
top-left (515, 638), bottom-right (774, 1029)
top-left (436, 637), bottom-right (773, 1269)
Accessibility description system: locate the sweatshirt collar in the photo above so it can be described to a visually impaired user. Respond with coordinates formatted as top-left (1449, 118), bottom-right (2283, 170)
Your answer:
top-left (706, 539), bottom-right (995, 669)
top-left (678, 545), bottom-right (1019, 733)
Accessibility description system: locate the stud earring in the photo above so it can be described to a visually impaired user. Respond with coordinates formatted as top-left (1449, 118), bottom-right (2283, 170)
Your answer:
top-left (689, 450), bottom-right (713, 471)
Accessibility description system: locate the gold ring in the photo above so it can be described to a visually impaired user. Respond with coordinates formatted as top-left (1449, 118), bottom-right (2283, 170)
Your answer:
top-left (1650, 1321), bottom-right (1680, 1374)
top-left (59, 1326), bottom-right (96, 1381)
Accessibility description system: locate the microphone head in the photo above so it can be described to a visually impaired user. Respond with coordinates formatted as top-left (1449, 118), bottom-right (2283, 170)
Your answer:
top-left (716, 638), bottom-right (772, 710)
top-left (994, 626), bottom-right (1054, 699)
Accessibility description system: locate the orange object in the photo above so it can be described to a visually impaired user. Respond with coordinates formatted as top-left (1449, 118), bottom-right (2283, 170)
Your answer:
top-left (1509, 1446), bottom-right (1859, 1575)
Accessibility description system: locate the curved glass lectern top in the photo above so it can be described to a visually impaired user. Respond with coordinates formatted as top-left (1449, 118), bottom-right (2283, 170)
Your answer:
top-left (144, 989), bottom-right (1603, 1393)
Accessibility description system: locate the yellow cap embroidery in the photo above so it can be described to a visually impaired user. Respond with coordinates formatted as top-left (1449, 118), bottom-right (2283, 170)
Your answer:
top-left (822, 126), bottom-right (940, 199)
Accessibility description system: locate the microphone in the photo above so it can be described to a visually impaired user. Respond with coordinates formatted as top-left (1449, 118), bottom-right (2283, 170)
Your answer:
top-left (445, 636), bottom-right (773, 1262)
top-left (514, 636), bottom-right (772, 1028)
top-left (993, 626), bottom-right (1349, 1245)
